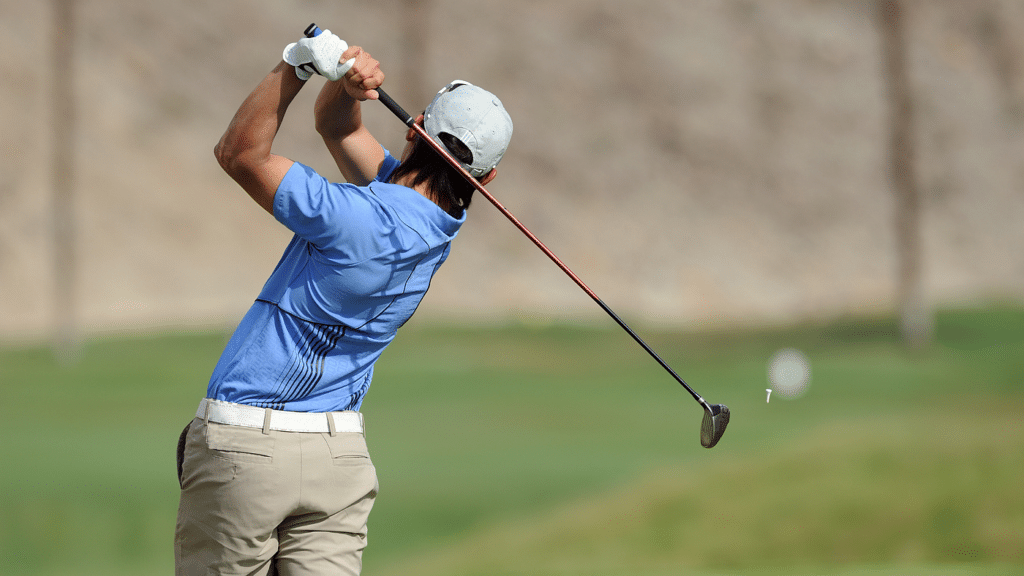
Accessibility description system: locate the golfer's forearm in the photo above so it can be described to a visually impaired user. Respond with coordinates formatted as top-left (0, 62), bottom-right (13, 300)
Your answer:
top-left (215, 61), bottom-right (304, 175)
top-left (314, 80), bottom-right (363, 139)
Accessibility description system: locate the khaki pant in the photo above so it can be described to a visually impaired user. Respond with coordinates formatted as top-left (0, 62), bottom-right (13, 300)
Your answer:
top-left (175, 416), bottom-right (378, 575)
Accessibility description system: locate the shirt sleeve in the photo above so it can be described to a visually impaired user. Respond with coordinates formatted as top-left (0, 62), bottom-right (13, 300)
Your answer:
top-left (375, 152), bottom-right (401, 183)
top-left (273, 151), bottom-right (399, 261)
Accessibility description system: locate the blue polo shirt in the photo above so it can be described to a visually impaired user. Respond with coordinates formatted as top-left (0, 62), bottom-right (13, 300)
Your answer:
top-left (206, 151), bottom-right (465, 412)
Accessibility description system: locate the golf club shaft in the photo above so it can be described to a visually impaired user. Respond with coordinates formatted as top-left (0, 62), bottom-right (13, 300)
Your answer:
top-left (406, 118), bottom-right (708, 409)
top-left (305, 24), bottom-right (708, 408)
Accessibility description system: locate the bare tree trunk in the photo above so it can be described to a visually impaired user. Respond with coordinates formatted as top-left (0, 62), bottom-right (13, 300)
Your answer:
top-left (879, 0), bottom-right (932, 349)
top-left (52, 0), bottom-right (79, 362)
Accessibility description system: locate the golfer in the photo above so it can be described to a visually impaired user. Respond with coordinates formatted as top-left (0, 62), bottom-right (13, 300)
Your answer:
top-left (174, 28), bottom-right (512, 575)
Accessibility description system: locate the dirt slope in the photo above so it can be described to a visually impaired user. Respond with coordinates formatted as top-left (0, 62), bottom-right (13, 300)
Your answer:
top-left (2, 0), bottom-right (1022, 339)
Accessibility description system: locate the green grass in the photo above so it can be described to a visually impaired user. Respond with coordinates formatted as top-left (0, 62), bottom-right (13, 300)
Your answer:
top-left (1, 305), bottom-right (1022, 575)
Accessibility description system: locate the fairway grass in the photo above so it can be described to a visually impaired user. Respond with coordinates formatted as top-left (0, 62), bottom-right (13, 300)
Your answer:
top-left (375, 407), bottom-right (1023, 576)
top-left (1, 305), bottom-right (1022, 575)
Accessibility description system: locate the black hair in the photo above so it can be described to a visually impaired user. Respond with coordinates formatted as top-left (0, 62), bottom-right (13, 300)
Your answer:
top-left (387, 134), bottom-right (477, 218)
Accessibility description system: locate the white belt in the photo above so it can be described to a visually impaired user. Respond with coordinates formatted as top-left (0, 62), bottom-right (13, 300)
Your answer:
top-left (196, 398), bottom-right (364, 434)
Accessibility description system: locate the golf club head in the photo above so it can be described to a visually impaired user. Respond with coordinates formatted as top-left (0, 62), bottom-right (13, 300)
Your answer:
top-left (700, 403), bottom-right (730, 448)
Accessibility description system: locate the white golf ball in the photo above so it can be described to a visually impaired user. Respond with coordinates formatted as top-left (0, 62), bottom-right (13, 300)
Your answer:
top-left (767, 348), bottom-right (811, 398)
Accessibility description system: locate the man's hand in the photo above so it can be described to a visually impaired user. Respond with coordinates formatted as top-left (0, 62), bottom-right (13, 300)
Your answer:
top-left (282, 29), bottom-right (353, 81)
top-left (339, 46), bottom-right (384, 101)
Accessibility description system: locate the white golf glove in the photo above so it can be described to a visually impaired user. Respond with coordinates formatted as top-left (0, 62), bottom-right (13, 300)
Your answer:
top-left (282, 29), bottom-right (355, 81)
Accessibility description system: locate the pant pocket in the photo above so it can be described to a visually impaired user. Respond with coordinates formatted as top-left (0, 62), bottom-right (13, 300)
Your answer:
top-left (322, 432), bottom-right (370, 465)
top-left (206, 421), bottom-right (276, 464)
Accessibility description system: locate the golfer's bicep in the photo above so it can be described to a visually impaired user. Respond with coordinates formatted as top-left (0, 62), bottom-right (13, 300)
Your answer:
top-left (235, 154), bottom-right (294, 215)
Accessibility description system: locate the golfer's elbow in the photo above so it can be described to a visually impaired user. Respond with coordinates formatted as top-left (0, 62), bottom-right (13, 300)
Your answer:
top-left (313, 115), bottom-right (331, 138)
top-left (215, 133), bottom-right (235, 172)
top-left (215, 133), bottom-right (256, 178)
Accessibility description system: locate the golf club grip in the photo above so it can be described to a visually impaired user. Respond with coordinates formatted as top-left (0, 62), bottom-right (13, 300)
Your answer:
top-left (376, 91), bottom-right (415, 127)
top-left (301, 23), bottom-right (707, 407)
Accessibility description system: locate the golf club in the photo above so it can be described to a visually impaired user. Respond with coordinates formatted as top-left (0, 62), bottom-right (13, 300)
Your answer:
top-left (304, 24), bottom-right (729, 448)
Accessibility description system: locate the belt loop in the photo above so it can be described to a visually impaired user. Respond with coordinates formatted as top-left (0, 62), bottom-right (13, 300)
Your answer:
top-left (327, 413), bottom-right (337, 437)
top-left (262, 408), bottom-right (272, 435)
top-left (203, 399), bottom-right (211, 424)
top-left (359, 412), bottom-right (365, 435)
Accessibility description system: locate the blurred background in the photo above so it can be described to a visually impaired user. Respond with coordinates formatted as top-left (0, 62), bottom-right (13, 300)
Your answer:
top-left (2, 0), bottom-right (1023, 343)
top-left (1, 1), bottom-right (1022, 575)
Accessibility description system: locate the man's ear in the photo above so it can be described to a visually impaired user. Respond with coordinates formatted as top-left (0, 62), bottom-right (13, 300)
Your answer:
top-left (478, 168), bottom-right (497, 186)
top-left (406, 114), bottom-right (426, 141)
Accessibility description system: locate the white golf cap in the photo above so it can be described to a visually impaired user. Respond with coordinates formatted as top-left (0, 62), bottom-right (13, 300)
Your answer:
top-left (424, 80), bottom-right (513, 178)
